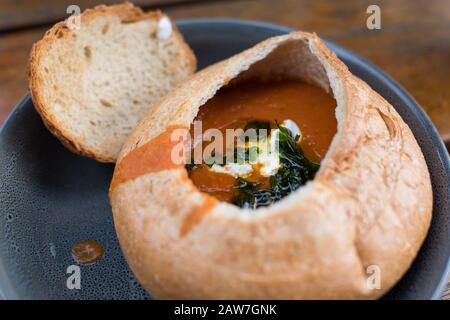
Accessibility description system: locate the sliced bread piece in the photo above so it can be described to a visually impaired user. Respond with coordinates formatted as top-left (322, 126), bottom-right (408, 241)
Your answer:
top-left (29, 2), bottom-right (196, 162)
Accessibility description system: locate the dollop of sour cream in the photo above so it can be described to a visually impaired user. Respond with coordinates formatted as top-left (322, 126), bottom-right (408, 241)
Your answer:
top-left (210, 163), bottom-right (253, 177)
top-left (282, 119), bottom-right (301, 139)
top-left (157, 16), bottom-right (172, 40)
top-left (209, 119), bottom-right (302, 178)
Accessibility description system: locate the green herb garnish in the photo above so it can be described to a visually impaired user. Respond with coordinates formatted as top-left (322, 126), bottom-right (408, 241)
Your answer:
top-left (231, 121), bottom-right (319, 209)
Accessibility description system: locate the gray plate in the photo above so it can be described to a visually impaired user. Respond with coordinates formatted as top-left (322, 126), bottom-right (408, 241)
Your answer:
top-left (0, 19), bottom-right (449, 300)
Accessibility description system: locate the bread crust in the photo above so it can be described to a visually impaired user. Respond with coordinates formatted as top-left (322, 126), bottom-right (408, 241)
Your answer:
top-left (28, 2), bottom-right (196, 163)
top-left (110, 32), bottom-right (432, 299)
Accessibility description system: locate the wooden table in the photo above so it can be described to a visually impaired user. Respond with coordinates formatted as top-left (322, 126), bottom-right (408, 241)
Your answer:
top-left (0, 0), bottom-right (448, 299)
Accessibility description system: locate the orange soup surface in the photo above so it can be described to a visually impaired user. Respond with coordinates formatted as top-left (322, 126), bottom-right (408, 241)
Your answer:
top-left (187, 80), bottom-right (337, 204)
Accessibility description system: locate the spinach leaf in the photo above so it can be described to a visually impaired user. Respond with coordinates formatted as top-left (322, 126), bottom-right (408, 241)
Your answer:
top-left (232, 121), bottom-right (320, 209)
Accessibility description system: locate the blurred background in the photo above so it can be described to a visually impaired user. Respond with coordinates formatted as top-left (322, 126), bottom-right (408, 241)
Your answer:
top-left (0, 0), bottom-right (449, 153)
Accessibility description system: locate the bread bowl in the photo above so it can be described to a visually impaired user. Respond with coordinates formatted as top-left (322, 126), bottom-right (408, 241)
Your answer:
top-left (109, 31), bottom-right (432, 299)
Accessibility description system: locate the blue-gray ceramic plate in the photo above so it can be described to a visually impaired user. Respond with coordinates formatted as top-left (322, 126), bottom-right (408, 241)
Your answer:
top-left (0, 19), bottom-right (449, 300)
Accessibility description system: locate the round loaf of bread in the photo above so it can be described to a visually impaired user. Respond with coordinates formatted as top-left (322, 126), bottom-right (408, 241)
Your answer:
top-left (109, 32), bottom-right (432, 299)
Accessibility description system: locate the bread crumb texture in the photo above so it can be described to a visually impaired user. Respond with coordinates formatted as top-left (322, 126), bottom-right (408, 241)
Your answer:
top-left (29, 3), bottom-right (196, 162)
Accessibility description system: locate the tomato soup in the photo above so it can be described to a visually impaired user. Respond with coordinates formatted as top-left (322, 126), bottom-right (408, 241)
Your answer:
top-left (187, 80), bottom-right (337, 205)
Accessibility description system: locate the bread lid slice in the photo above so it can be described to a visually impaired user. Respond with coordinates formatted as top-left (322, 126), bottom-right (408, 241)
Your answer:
top-left (29, 3), bottom-right (196, 162)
